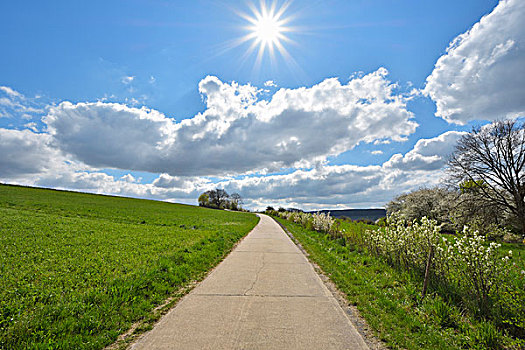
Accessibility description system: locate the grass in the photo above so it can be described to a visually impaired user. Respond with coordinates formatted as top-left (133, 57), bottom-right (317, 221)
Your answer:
top-left (500, 242), bottom-right (525, 269)
top-left (0, 184), bottom-right (259, 349)
top-left (275, 217), bottom-right (521, 349)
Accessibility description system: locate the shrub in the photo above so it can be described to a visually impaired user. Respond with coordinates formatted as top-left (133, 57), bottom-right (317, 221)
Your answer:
top-left (311, 212), bottom-right (335, 233)
top-left (375, 217), bottom-right (387, 227)
top-left (271, 207), bottom-right (524, 342)
top-left (365, 216), bottom-right (522, 335)
top-left (273, 210), bottom-right (338, 236)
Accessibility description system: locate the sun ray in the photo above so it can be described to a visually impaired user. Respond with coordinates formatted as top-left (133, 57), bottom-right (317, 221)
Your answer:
top-left (274, 0), bottom-right (292, 21)
top-left (239, 0), bottom-right (294, 64)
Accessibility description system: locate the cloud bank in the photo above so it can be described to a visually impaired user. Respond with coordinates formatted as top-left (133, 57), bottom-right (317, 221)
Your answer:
top-left (43, 68), bottom-right (416, 177)
top-left (0, 119), bottom-right (456, 209)
top-left (424, 0), bottom-right (525, 124)
top-left (0, 63), bottom-right (467, 209)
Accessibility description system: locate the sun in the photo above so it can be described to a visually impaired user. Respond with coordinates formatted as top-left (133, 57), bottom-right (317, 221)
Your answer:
top-left (236, 1), bottom-right (295, 66)
top-left (251, 8), bottom-right (284, 48)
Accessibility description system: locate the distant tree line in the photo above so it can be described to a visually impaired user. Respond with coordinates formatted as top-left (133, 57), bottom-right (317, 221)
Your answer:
top-left (198, 189), bottom-right (244, 211)
top-left (265, 206), bottom-right (303, 213)
top-left (387, 119), bottom-right (525, 242)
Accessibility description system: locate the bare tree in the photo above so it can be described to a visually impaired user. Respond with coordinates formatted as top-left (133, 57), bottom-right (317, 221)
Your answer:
top-left (230, 193), bottom-right (243, 209)
top-left (448, 119), bottom-right (525, 234)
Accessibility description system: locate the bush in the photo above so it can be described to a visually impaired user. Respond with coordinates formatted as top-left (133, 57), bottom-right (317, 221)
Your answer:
top-left (375, 217), bottom-right (387, 227)
top-left (271, 210), bottom-right (339, 237)
top-left (386, 187), bottom-right (509, 236)
top-left (386, 187), bottom-right (454, 227)
top-left (311, 212), bottom-right (334, 233)
top-left (271, 207), bottom-right (525, 343)
top-left (365, 216), bottom-right (523, 336)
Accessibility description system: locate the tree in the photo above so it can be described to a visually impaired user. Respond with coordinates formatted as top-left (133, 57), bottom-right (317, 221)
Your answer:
top-left (448, 119), bottom-right (525, 234)
top-left (386, 185), bottom-right (503, 235)
top-left (197, 189), bottom-right (244, 210)
top-left (386, 187), bottom-right (455, 230)
top-left (444, 180), bottom-right (502, 236)
top-left (230, 193), bottom-right (243, 210)
top-left (198, 192), bottom-right (210, 207)
top-left (207, 189), bottom-right (230, 208)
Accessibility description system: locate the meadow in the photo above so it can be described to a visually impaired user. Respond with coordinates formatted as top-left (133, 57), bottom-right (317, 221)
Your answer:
top-left (0, 184), bottom-right (259, 349)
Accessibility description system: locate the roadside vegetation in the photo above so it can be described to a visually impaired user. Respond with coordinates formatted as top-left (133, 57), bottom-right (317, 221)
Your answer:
top-left (271, 212), bottom-right (524, 349)
top-left (0, 184), bottom-right (258, 349)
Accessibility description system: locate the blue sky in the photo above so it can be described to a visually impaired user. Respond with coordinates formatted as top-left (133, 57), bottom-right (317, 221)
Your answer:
top-left (1, 0), bottom-right (524, 210)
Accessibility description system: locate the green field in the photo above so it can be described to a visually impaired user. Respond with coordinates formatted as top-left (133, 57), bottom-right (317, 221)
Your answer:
top-left (0, 184), bottom-right (259, 349)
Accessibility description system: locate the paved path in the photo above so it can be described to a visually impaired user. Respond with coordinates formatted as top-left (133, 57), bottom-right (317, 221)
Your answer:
top-left (131, 214), bottom-right (368, 350)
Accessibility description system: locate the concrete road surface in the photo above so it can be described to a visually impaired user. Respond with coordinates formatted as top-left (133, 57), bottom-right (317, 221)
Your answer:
top-left (131, 214), bottom-right (368, 350)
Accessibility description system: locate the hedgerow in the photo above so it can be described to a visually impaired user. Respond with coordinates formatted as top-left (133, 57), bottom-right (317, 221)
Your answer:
top-left (269, 209), bottom-right (525, 344)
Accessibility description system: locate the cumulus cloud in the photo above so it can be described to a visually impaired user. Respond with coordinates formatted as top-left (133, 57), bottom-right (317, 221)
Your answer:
top-left (221, 165), bottom-right (384, 206)
top-left (78, 131), bottom-right (461, 209)
top-left (424, 0), bottom-right (525, 124)
top-left (44, 68), bottom-right (417, 176)
top-left (2, 67), bottom-right (466, 210)
top-left (34, 171), bottom-right (209, 205)
top-left (0, 129), bottom-right (63, 178)
top-left (384, 131), bottom-right (465, 171)
top-left (219, 131), bottom-right (462, 209)
top-left (29, 162), bottom-right (438, 210)
top-left (23, 122), bottom-right (39, 132)
top-left (1, 123), bottom-right (456, 209)
top-left (152, 173), bottom-right (210, 189)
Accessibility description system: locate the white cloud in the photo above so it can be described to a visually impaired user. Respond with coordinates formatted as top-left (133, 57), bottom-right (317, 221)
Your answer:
top-left (221, 165), bottom-right (384, 206)
top-left (384, 131), bottom-right (465, 171)
top-left (0, 86), bottom-right (44, 119)
top-left (34, 171), bottom-right (209, 205)
top-left (371, 150), bottom-right (383, 155)
top-left (43, 68), bottom-right (417, 176)
top-left (264, 80), bottom-right (277, 87)
top-left (424, 0), bottom-right (525, 124)
top-left (43, 101), bottom-right (173, 172)
top-left (220, 132), bottom-right (462, 209)
top-left (23, 122), bottom-right (39, 132)
top-left (152, 173), bottom-right (210, 189)
top-left (1, 69), bottom-right (464, 211)
top-left (0, 128), bottom-right (63, 178)
top-left (0, 123), bottom-right (457, 210)
top-left (120, 174), bottom-right (138, 183)
top-left (25, 162), bottom-right (436, 210)
top-left (121, 76), bottom-right (135, 84)
top-left (0, 86), bottom-right (23, 98)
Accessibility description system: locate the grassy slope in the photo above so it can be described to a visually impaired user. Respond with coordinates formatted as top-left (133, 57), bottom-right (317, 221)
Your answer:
top-left (275, 217), bottom-right (518, 350)
top-left (0, 184), bottom-right (259, 349)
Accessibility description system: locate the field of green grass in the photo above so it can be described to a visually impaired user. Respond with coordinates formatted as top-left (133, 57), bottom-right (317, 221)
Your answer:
top-left (276, 217), bottom-right (523, 350)
top-left (0, 184), bottom-right (259, 349)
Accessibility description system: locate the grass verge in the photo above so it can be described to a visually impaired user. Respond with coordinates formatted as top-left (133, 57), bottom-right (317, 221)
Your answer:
top-left (275, 216), bottom-right (520, 350)
top-left (0, 184), bottom-right (259, 349)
